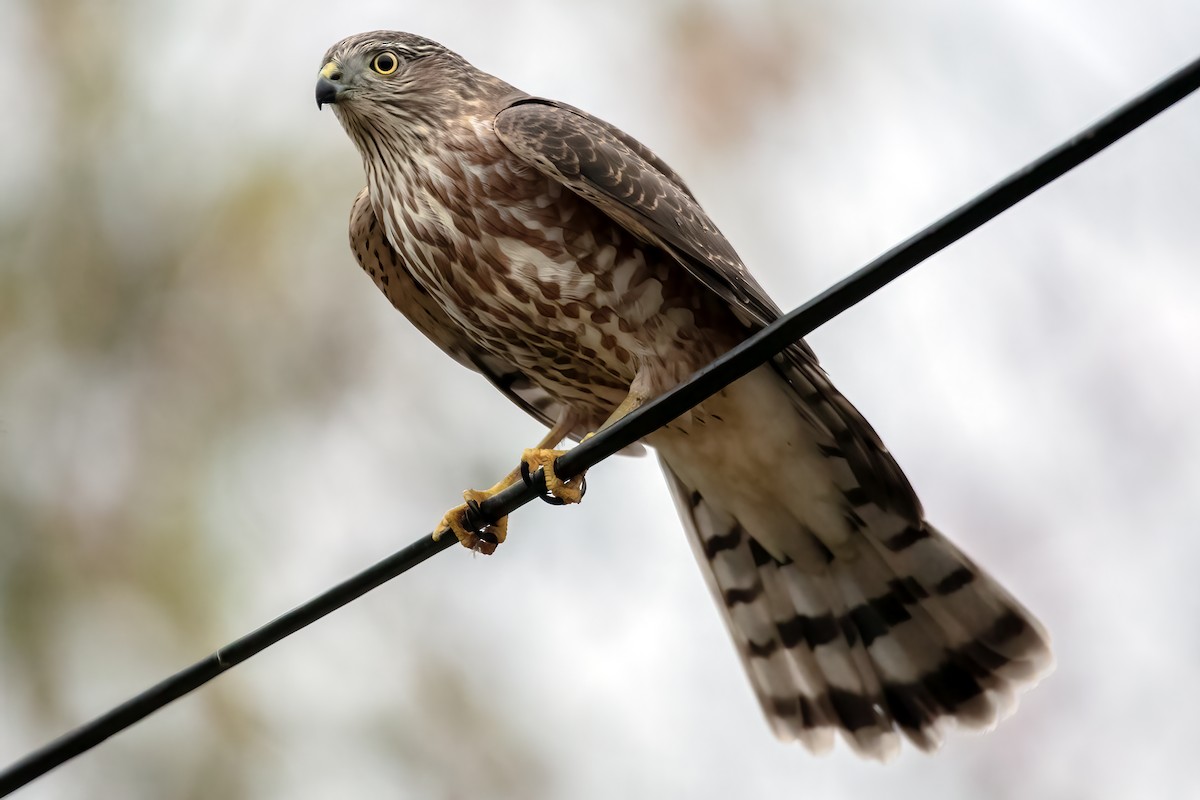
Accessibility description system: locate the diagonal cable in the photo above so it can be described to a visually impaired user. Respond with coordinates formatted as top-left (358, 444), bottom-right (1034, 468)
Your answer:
top-left (2, 52), bottom-right (1198, 799)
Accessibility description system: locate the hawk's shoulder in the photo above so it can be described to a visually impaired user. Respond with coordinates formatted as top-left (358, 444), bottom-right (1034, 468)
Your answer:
top-left (493, 97), bottom-right (781, 330)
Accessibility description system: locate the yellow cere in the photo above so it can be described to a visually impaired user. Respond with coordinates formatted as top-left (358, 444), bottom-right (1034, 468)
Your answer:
top-left (320, 61), bottom-right (340, 79)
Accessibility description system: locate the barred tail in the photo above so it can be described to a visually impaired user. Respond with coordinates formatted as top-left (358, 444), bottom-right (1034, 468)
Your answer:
top-left (660, 459), bottom-right (1053, 760)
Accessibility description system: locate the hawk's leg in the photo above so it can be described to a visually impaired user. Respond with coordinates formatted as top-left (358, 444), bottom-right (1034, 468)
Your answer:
top-left (435, 412), bottom-right (578, 555)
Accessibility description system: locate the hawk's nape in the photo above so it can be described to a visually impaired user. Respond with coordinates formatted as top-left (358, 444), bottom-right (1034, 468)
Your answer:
top-left (317, 30), bottom-right (1052, 759)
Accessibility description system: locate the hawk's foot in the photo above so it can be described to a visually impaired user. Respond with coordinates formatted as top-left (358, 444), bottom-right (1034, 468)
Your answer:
top-left (434, 429), bottom-right (588, 554)
top-left (521, 447), bottom-right (587, 505)
top-left (434, 486), bottom-right (511, 556)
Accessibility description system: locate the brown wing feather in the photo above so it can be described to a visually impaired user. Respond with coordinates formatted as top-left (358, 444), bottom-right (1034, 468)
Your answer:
top-left (495, 98), bottom-right (782, 329)
top-left (494, 100), bottom-right (918, 518)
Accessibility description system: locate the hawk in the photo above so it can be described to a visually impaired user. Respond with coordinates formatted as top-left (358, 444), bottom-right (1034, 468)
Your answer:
top-left (316, 31), bottom-right (1052, 759)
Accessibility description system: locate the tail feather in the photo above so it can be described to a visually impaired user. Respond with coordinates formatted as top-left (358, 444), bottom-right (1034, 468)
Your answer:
top-left (661, 457), bottom-right (1052, 760)
top-left (860, 503), bottom-right (1053, 682)
top-left (681, 489), bottom-right (824, 746)
top-left (779, 561), bottom-right (900, 757)
top-left (835, 518), bottom-right (1028, 743)
top-left (760, 556), bottom-right (889, 756)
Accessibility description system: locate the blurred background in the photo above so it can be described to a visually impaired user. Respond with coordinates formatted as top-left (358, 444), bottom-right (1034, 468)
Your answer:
top-left (2, 0), bottom-right (1198, 797)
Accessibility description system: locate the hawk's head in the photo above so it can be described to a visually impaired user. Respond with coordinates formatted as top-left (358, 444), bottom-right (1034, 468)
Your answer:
top-left (317, 31), bottom-right (499, 148)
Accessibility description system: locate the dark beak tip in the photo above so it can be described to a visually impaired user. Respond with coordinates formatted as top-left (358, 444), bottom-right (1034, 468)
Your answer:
top-left (315, 77), bottom-right (340, 110)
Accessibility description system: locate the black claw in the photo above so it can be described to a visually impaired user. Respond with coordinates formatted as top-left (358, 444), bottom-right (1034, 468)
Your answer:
top-left (519, 459), bottom-right (584, 505)
top-left (463, 499), bottom-right (485, 531)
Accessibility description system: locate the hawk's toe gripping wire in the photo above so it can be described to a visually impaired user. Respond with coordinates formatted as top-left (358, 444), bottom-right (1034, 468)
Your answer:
top-left (520, 448), bottom-right (587, 505)
top-left (434, 437), bottom-right (585, 555)
top-left (434, 490), bottom-right (509, 556)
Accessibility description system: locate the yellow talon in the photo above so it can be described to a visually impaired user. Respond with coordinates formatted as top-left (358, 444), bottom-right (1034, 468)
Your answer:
top-left (522, 447), bottom-right (587, 505)
top-left (434, 486), bottom-right (511, 556)
top-left (434, 428), bottom-right (589, 554)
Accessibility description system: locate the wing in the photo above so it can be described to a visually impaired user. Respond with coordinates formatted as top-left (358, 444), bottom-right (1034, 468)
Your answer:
top-left (495, 97), bottom-right (782, 329)
top-left (348, 188), bottom-right (564, 432)
top-left (494, 100), bottom-right (919, 520)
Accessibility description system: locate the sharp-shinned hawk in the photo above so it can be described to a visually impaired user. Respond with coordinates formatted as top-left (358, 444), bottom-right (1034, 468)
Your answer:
top-left (316, 31), bottom-right (1052, 759)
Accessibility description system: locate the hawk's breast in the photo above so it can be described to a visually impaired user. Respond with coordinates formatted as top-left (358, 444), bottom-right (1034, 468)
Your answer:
top-left (368, 120), bottom-right (738, 422)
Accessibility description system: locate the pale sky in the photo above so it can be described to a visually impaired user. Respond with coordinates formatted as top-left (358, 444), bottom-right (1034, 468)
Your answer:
top-left (2, 1), bottom-right (1199, 798)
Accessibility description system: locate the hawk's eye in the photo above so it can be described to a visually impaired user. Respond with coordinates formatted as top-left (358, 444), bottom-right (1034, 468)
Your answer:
top-left (371, 51), bottom-right (400, 75)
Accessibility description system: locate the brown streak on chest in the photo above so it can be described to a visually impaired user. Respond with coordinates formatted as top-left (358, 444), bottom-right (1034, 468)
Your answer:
top-left (367, 117), bottom-right (742, 423)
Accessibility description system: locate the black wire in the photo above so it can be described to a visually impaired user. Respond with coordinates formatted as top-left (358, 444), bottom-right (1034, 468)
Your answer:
top-left (0, 534), bottom-right (457, 796)
top-left (3, 52), bottom-right (1198, 798)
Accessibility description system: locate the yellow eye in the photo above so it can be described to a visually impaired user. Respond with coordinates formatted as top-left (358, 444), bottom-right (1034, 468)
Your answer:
top-left (371, 51), bottom-right (400, 75)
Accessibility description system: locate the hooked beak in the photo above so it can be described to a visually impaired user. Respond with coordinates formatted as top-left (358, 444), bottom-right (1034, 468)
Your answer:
top-left (316, 61), bottom-right (344, 109)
